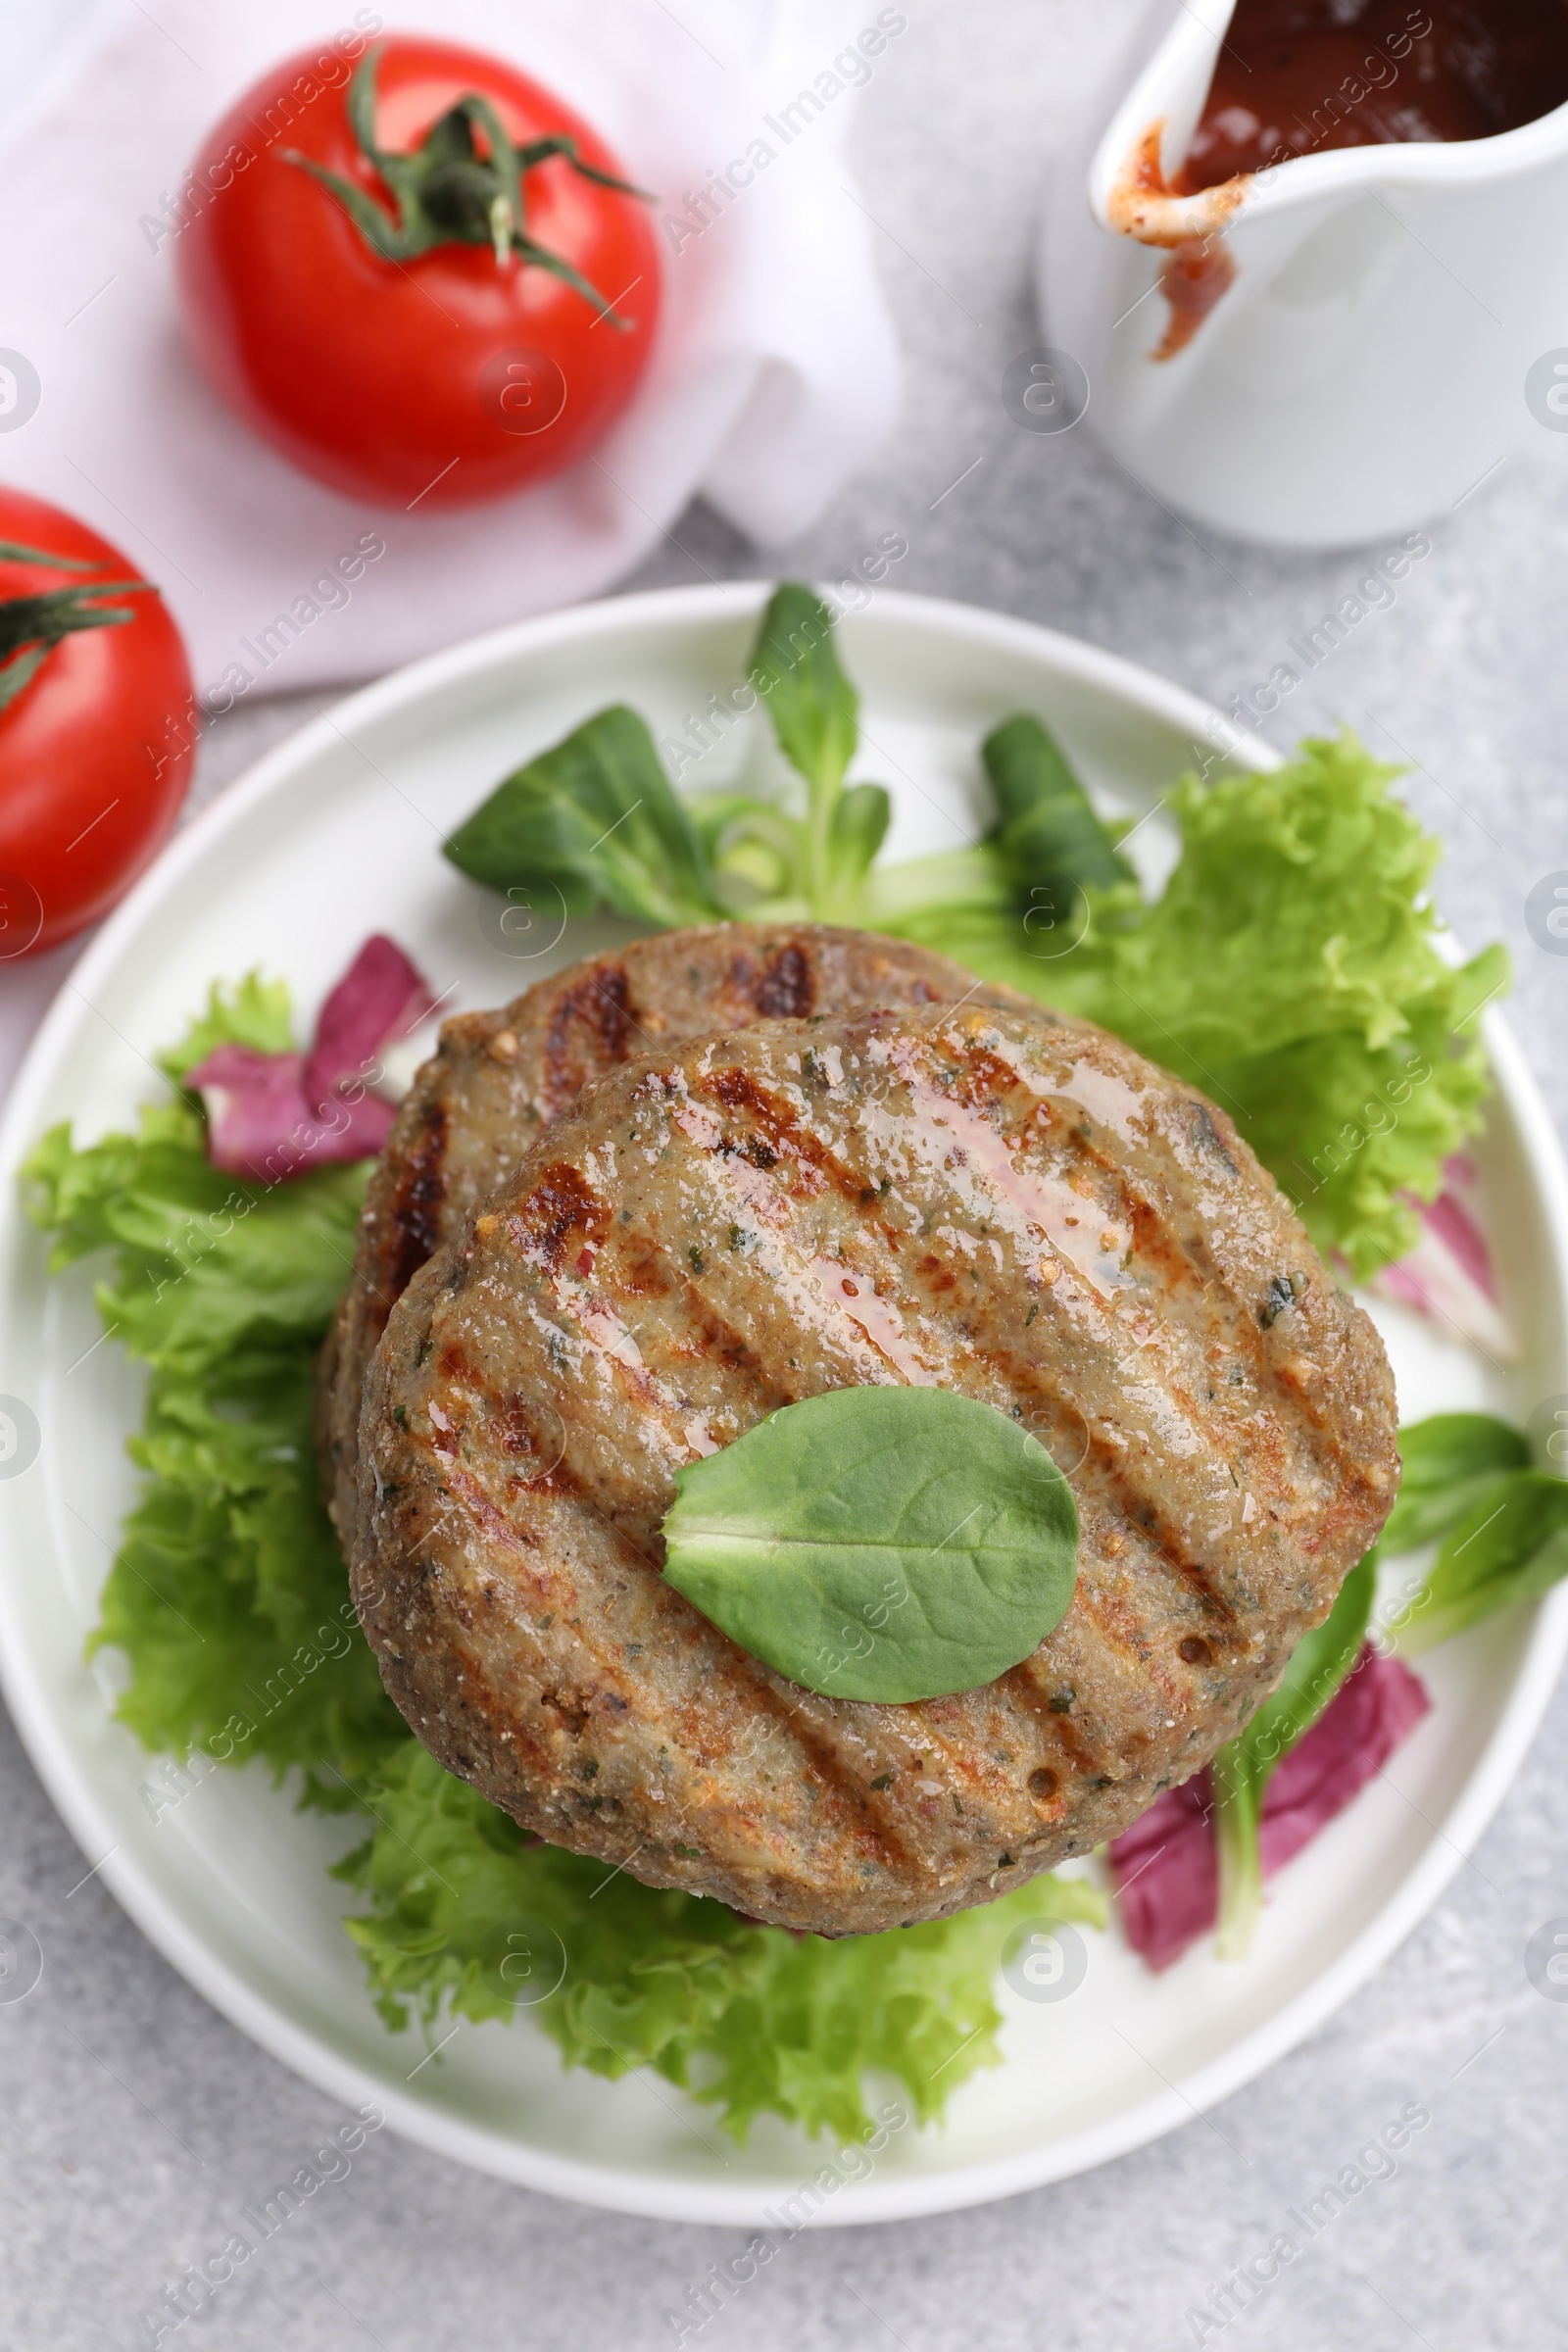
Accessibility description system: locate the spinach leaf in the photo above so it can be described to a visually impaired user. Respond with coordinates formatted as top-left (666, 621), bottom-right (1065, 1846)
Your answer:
top-left (662, 1388), bottom-right (1079, 1703)
top-left (1397, 1470), bottom-right (1568, 1654)
top-left (1211, 1555), bottom-right (1376, 1960)
top-left (1380, 1410), bottom-right (1531, 1554)
top-left (981, 714), bottom-right (1133, 911)
top-left (442, 705), bottom-right (722, 926)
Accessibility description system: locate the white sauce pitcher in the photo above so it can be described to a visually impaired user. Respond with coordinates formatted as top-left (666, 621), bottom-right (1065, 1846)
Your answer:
top-left (1039, 0), bottom-right (1568, 546)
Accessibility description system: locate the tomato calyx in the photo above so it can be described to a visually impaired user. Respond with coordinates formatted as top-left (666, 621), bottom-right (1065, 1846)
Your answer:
top-left (281, 43), bottom-right (651, 323)
top-left (0, 541), bottom-right (156, 717)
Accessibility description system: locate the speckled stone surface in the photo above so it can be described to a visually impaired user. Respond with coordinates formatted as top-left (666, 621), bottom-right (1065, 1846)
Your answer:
top-left (5, 5), bottom-right (1568, 2346)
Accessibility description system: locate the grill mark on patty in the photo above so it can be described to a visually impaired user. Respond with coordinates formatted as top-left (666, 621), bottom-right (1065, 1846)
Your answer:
top-left (721, 939), bottom-right (820, 1023)
top-left (980, 1331), bottom-right (1244, 1621)
top-left (662, 1290), bottom-right (786, 1390)
top-left (900, 1711), bottom-right (1014, 1832)
top-left (381, 1098), bottom-right (451, 1314)
top-left (964, 1138), bottom-right (1315, 1560)
top-left (879, 1040), bottom-right (1139, 1301)
top-left (1099, 1124), bottom-right (1362, 1488)
top-left (1090, 1453), bottom-right (1239, 1620)
top-left (997, 1661), bottom-right (1111, 1779)
top-left (562, 1291), bottom-right (721, 1464)
top-left (427, 1341), bottom-right (586, 1494)
top-left (540, 963), bottom-right (635, 1116)
top-left (667, 1139), bottom-right (935, 1388)
top-left (392, 1669), bottom-right (563, 1796)
top-left (500, 1161), bottom-right (610, 1275)
top-left (755, 943), bottom-right (816, 1018)
top-left (1025, 1089), bottom-right (1288, 1349)
top-left (718, 1663), bottom-right (926, 1873)
top-left (699, 1066), bottom-right (875, 1212)
top-left (493, 1400), bottom-right (582, 1496)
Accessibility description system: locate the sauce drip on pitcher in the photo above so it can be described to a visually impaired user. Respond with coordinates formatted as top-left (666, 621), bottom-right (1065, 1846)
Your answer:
top-left (1178, 0), bottom-right (1568, 193)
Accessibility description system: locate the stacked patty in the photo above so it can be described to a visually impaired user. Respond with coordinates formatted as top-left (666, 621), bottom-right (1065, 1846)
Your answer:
top-left (344, 970), bottom-right (1398, 1936)
top-left (318, 923), bottom-right (1014, 1557)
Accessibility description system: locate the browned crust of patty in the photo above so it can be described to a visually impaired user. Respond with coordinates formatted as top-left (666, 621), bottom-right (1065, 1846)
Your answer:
top-left (353, 1000), bottom-right (1398, 1936)
top-left (317, 925), bottom-right (1032, 1558)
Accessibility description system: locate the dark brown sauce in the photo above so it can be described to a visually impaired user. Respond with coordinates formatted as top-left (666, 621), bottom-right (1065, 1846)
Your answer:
top-left (1177, 0), bottom-right (1568, 191)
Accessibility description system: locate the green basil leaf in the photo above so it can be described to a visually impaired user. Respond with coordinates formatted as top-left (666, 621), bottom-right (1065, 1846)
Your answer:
top-left (981, 714), bottom-right (1133, 904)
top-left (1211, 1553), bottom-right (1376, 1959)
top-left (443, 705), bottom-right (722, 926)
top-left (748, 583), bottom-right (858, 798)
top-left (662, 1389), bottom-right (1079, 1703)
top-left (1398, 1468), bottom-right (1568, 1654)
top-left (1380, 1410), bottom-right (1532, 1554)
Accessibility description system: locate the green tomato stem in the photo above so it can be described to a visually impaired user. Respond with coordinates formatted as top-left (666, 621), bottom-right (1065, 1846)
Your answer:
top-left (281, 43), bottom-right (649, 321)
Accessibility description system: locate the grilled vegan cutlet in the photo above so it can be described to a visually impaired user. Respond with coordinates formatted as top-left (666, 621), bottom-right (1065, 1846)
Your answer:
top-left (352, 997), bottom-right (1399, 1936)
top-left (318, 923), bottom-right (1024, 1556)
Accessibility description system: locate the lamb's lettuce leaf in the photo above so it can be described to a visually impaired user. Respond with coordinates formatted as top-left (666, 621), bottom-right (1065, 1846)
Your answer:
top-left (1381, 1410), bottom-right (1531, 1555)
top-left (1211, 1407), bottom-right (1568, 1956)
top-left (443, 705), bottom-right (723, 927)
top-left (1210, 1558), bottom-right (1375, 1961)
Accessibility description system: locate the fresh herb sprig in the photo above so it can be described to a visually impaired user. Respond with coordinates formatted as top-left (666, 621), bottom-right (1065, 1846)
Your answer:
top-left (443, 583), bottom-right (1122, 942)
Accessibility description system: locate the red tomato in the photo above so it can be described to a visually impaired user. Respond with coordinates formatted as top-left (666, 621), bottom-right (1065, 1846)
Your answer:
top-left (174, 37), bottom-right (662, 509)
top-left (0, 489), bottom-right (196, 960)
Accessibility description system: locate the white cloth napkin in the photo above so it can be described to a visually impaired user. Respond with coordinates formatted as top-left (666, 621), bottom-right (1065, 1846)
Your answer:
top-left (0, 0), bottom-right (902, 702)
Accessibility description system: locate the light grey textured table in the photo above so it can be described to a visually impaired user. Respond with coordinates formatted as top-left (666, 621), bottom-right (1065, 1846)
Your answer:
top-left (6, 6), bottom-right (1568, 2346)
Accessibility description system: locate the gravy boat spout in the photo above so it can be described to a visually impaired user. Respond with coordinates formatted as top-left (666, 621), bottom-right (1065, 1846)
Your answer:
top-left (1040, 0), bottom-right (1568, 547)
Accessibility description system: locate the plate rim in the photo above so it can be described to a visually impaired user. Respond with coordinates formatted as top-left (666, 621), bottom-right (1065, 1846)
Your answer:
top-left (2, 578), bottom-right (1564, 2227)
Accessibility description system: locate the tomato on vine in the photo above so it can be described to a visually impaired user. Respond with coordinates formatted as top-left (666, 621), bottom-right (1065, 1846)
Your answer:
top-left (0, 489), bottom-right (195, 960)
top-left (175, 38), bottom-right (662, 509)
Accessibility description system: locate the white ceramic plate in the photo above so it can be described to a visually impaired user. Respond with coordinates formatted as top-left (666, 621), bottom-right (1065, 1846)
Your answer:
top-left (1, 583), bottom-right (1564, 2227)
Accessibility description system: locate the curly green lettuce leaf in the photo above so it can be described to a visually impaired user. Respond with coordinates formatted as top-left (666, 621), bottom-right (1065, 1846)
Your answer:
top-left (90, 1350), bottom-right (405, 1799)
top-left (919, 732), bottom-right (1506, 1277)
top-left (157, 971), bottom-right (294, 1082)
top-left (26, 1111), bottom-right (369, 1380)
top-left (24, 992), bottom-right (406, 1798)
top-left (335, 1740), bottom-right (1106, 2143)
